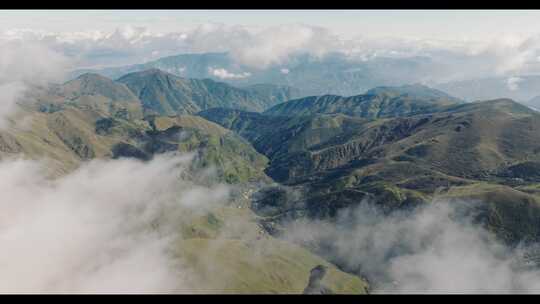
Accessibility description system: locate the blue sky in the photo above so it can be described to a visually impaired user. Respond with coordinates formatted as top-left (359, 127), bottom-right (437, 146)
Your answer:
top-left (2, 10), bottom-right (540, 41)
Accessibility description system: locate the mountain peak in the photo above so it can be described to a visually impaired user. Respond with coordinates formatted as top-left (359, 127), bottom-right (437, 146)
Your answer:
top-left (116, 68), bottom-right (279, 116)
top-left (64, 73), bottom-right (116, 88)
top-left (448, 98), bottom-right (538, 116)
top-left (365, 84), bottom-right (462, 102)
top-left (118, 68), bottom-right (180, 83)
top-left (264, 85), bottom-right (462, 119)
top-left (477, 98), bottom-right (536, 111)
top-left (63, 72), bottom-right (137, 102)
top-left (75, 72), bottom-right (112, 82)
top-left (140, 68), bottom-right (168, 75)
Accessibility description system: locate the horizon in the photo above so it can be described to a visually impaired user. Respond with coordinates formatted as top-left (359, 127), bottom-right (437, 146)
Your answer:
top-left (1, 10), bottom-right (540, 75)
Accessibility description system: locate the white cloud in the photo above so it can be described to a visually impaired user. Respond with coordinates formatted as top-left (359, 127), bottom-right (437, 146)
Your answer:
top-left (281, 199), bottom-right (540, 293)
top-left (208, 67), bottom-right (251, 80)
top-left (280, 68), bottom-right (290, 74)
top-left (0, 39), bottom-right (70, 85)
top-left (0, 82), bottom-right (26, 128)
top-left (470, 34), bottom-right (540, 77)
top-left (0, 153), bottom-right (232, 293)
top-left (0, 40), bottom-right (71, 128)
top-left (3, 23), bottom-right (540, 83)
top-left (507, 76), bottom-right (524, 91)
top-left (225, 24), bottom-right (345, 69)
top-left (0, 24), bottom-right (353, 70)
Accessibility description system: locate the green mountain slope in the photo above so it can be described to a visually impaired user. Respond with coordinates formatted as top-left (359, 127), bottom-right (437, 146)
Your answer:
top-left (117, 69), bottom-right (279, 116)
top-left (42, 73), bottom-right (145, 121)
top-left (0, 84), bottom-right (370, 294)
top-left (14, 74), bottom-right (540, 292)
top-left (264, 84), bottom-right (462, 119)
top-left (173, 204), bottom-right (368, 293)
top-left (200, 97), bottom-right (540, 247)
top-left (69, 52), bottom-right (442, 98)
top-left (242, 83), bottom-right (302, 106)
top-left (2, 93), bottom-right (269, 184)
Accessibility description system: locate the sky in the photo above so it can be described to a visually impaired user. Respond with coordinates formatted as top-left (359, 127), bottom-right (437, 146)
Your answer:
top-left (2, 10), bottom-right (540, 41)
top-left (2, 9), bottom-right (540, 79)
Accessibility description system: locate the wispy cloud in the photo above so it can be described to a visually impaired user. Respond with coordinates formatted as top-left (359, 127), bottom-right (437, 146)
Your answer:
top-left (208, 67), bottom-right (251, 79)
top-left (0, 39), bottom-right (71, 128)
top-left (507, 76), bottom-right (524, 91)
top-left (4, 23), bottom-right (540, 85)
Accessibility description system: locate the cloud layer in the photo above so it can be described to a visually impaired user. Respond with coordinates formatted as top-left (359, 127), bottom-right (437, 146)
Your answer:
top-left (0, 154), bottom-right (230, 293)
top-left (281, 199), bottom-right (540, 293)
top-left (4, 23), bottom-right (540, 82)
top-left (0, 39), bottom-right (71, 128)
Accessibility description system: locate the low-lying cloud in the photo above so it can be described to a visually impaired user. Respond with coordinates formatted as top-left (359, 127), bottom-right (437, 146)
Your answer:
top-left (280, 198), bottom-right (540, 293)
top-left (0, 39), bottom-right (71, 128)
top-left (507, 76), bottom-right (524, 91)
top-left (6, 24), bottom-right (540, 83)
top-left (4, 145), bottom-right (540, 293)
top-left (0, 153), bottom-right (231, 293)
top-left (208, 67), bottom-right (251, 79)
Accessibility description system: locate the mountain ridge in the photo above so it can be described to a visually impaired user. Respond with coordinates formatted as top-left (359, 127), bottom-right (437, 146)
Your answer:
top-left (200, 96), bottom-right (540, 249)
top-left (117, 68), bottom-right (289, 115)
top-left (263, 84), bottom-right (464, 119)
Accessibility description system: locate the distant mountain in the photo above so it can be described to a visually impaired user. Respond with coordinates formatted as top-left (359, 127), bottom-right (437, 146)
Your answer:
top-left (117, 69), bottom-right (283, 115)
top-left (62, 73), bottom-right (138, 101)
top-left (364, 83), bottom-right (462, 101)
top-left (69, 52), bottom-right (442, 97)
top-left (70, 52), bottom-right (233, 81)
top-left (242, 84), bottom-right (302, 106)
top-left (435, 75), bottom-right (540, 102)
top-left (525, 96), bottom-right (540, 111)
top-left (264, 84), bottom-right (463, 118)
top-left (43, 72), bottom-right (144, 121)
top-left (46, 69), bottom-right (295, 120)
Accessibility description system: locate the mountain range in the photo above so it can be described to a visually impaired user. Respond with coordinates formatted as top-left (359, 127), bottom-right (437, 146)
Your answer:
top-left (1, 71), bottom-right (370, 293)
top-left (70, 51), bottom-right (540, 108)
top-left (435, 75), bottom-right (540, 103)
top-left (6, 65), bottom-right (540, 293)
top-left (69, 52), bottom-right (447, 98)
top-left (199, 87), bottom-right (540, 249)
